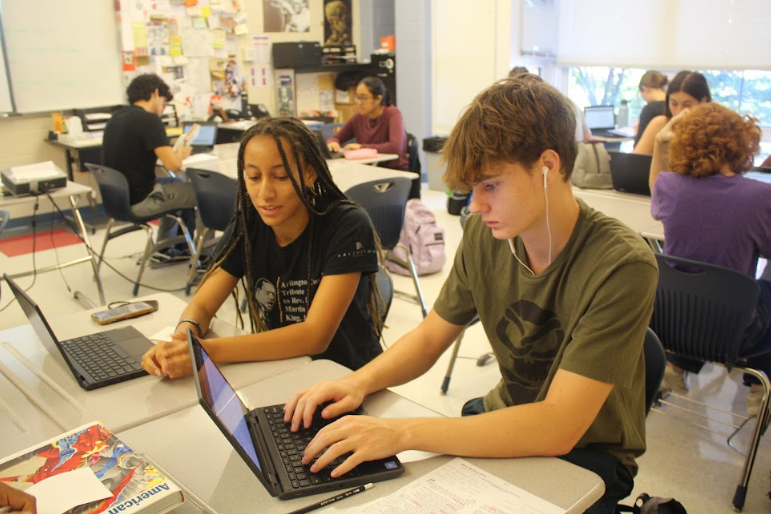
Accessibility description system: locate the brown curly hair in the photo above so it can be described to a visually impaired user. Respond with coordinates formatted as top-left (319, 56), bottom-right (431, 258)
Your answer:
top-left (668, 103), bottom-right (760, 177)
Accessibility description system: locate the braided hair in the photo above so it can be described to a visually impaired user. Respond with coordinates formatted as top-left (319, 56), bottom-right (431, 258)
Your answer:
top-left (200, 116), bottom-right (385, 338)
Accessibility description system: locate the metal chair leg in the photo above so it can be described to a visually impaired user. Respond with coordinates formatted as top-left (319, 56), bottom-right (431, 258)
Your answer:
top-left (185, 228), bottom-right (209, 295)
top-left (96, 218), bottom-right (115, 275)
top-left (441, 328), bottom-right (466, 395)
top-left (732, 367), bottom-right (771, 512)
top-left (133, 226), bottom-right (155, 296)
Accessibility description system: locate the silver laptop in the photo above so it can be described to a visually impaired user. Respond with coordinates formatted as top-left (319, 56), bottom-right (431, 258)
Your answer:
top-left (187, 330), bottom-right (404, 500)
top-left (584, 105), bottom-right (617, 137)
top-left (4, 274), bottom-right (152, 390)
top-left (183, 121), bottom-right (218, 154)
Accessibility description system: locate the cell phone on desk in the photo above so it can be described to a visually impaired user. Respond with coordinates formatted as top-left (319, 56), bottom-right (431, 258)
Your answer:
top-left (91, 300), bottom-right (159, 325)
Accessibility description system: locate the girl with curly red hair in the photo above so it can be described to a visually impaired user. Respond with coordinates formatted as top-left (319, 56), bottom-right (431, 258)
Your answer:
top-left (651, 103), bottom-right (771, 416)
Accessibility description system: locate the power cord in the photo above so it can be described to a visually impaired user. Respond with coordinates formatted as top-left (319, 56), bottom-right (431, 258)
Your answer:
top-left (43, 190), bottom-right (185, 294)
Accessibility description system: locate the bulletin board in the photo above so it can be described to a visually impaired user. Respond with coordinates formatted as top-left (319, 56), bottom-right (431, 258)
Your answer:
top-left (116, 0), bottom-right (250, 120)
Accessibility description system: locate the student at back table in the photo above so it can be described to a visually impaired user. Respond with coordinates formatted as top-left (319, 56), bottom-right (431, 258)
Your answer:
top-left (141, 117), bottom-right (385, 378)
top-left (326, 77), bottom-right (418, 197)
top-left (285, 76), bottom-right (658, 514)
top-left (102, 73), bottom-right (196, 263)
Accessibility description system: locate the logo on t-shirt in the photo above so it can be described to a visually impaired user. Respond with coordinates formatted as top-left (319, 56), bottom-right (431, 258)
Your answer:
top-left (495, 300), bottom-right (563, 404)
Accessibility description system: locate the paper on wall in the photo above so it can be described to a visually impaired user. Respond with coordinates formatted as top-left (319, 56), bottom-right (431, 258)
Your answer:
top-left (181, 23), bottom-right (214, 56)
top-left (252, 35), bottom-right (270, 63)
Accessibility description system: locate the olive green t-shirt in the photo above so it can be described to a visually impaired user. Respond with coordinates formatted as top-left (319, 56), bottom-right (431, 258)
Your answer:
top-left (434, 198), bottom-right (657, 475)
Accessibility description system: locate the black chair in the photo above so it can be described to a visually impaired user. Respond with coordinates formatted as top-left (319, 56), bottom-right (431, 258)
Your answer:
top-left (406, 132), bottom-right (422, 200)
top-left (0, 210), bottom-right (9, 236)
top-left (184, 169), bottom-right (237, 294)
top-left (374, 264), bottom-right (393, 327)
top-left (643, 327), bottom-right (666, 415)
top-left (86, 163), bottom-right (195, 296)
top-left (345, 176), bottom-right (428, 318)
top-left (650, 253), bottom-right (767, 512)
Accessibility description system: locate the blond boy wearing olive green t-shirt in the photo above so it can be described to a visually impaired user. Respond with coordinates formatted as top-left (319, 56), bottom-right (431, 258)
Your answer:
top-left (283, 76), bottom-right (657, 514)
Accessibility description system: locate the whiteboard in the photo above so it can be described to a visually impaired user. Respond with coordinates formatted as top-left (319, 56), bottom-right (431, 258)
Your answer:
top-left (0, 24), bottom-right (12, 113)
top-left (2, 0), bottom-right (124, 113)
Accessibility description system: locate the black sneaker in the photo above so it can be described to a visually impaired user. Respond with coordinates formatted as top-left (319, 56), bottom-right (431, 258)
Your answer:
top-left (149, 247), bottom-right (192, 267)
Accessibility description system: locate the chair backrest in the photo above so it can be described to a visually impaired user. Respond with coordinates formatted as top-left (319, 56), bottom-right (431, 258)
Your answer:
top-left (374, 265), bottom-right (393, 325)
top-left (345, 177), bottom-right (411, 250)
top-left (651, 253), bottom-right (760, 366)
top-left (187, 169), bottom-right (237, 232)
top-left (86, 163), bottom-right (135, 222)
top-left (0, 210), bottom-right (9, 236)
top-left (643, 327), bottom-right (666, 415)
top-left (312, 129), bottom-right (332, 159)
top-left (406, 132), bottom-right (421, 176)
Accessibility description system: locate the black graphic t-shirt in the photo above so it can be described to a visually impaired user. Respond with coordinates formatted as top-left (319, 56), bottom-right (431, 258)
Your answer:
top-left (220, 203), bottom-right (381, 370)
top-left (434, 199), bottom-right (658, 476)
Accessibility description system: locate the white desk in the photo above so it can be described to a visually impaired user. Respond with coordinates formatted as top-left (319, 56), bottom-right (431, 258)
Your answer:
top-left (0, 293), bottom-right (309, 457)
top-left (0, 181), bottom-right (106, 306)
top-left (204, 143), bottom-right (412, 192)
top-left (573, 187), bottom-right (663, 236)
top-left (119, 360), bottom-right (604, 514)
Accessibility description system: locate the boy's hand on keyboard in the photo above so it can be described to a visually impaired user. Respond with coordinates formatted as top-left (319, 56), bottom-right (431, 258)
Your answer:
top-left (302, 416), bottom-right (407, 478)
top-left (284, 376), bottom-right (365, 431)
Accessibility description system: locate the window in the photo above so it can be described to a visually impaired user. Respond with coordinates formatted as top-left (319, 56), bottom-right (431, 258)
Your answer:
top-left (568, 67), bottom-right (771, 163)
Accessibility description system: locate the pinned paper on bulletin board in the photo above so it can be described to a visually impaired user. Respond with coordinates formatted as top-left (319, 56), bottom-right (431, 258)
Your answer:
top-left (209, 57), bottom-right (227, 80)
top-left (185, 0), bottom-right (198, 6)
top-left (212, 29), bottom-right (226, 49)
top-left (170, 36), bottom-right (182, 55)
top-left (132, 22), bottom-right (148, 56)
top-left (147, 22), bottom-right (170, 56)
top-left (123, 51), bottom-right (136, 71)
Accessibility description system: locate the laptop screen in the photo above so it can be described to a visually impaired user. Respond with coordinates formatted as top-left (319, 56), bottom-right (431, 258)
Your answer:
top-left (4, 274), bottom-right (61, 351)
top-left (183, 123), bottom-right (217, 147)
top-left (584, 106), bottom-right (615, 130)
top-left (190, 332), bottom-right (263, 471)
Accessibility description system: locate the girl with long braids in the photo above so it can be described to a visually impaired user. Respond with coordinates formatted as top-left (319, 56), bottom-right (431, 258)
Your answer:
top-left (141, 117), bottom-right (385, 378)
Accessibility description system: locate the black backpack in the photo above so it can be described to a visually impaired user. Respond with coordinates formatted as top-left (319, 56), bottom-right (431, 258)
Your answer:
top-left (617, 493), bottom-right (687, 514)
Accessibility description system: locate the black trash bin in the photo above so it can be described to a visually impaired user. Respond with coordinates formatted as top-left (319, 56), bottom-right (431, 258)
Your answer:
top-left (447, 191), bottom-right (469, 215)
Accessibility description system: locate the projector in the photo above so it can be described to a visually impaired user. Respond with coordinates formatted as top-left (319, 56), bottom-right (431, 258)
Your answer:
top-left (1, 161), bottom-right (67, 196)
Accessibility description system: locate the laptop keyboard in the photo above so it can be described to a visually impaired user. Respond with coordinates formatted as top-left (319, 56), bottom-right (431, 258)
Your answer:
top-left (60, 333), bottom-right (142, 381)
top-left (263, 405), bottom-right (361, 489)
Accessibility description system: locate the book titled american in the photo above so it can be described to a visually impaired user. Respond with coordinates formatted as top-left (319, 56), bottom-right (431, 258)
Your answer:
top-left (0, 422), bottom-right (183, 514)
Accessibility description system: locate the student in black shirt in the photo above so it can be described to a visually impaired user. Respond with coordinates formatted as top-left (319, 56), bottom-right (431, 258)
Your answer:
top-left (141, 117), bottom-right (385, 375)
top-left (102, 74), bottom-right (196, 261)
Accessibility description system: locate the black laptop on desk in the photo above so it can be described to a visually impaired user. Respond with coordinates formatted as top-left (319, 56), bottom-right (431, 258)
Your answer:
top-left (183, 121), bottom-right (218, 154)
top-left (4, 274), bottom-right (152, 390)
top-left (187, 330), bottom-right (404, 500)
top-left (608, 151), bottom-right (652, 196)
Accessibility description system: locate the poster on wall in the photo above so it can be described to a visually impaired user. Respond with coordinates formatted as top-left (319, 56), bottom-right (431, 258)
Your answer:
top-left (324, 0), bottom-right (351, 46)
top-left (277, 74), bottom-right (295, 116)
top-left (262, 0), bottom-right (310, 32)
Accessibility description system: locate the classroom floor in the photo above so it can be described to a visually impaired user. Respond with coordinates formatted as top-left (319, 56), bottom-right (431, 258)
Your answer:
top-left (1, 188), bottom-right (770, 513)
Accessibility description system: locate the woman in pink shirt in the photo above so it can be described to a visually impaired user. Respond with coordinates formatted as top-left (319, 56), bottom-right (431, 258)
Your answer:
top-left (327, 77), bottom-right (417, 196)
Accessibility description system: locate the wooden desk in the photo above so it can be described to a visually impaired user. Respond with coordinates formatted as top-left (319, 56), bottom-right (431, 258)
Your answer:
top-left (0, 293), bottom-right (309, 457)
top-left (119, 360), bottom-right (604, 514)
top-left (0, 181), bottom-right (105, 306)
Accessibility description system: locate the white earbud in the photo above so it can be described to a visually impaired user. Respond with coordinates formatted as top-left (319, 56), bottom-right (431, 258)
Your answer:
top-left (542, 166), bottom-right (548, 188)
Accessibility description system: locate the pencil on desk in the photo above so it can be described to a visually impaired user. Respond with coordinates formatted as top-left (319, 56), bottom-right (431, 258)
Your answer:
top-left (287, 483), bottom-right (374, 514)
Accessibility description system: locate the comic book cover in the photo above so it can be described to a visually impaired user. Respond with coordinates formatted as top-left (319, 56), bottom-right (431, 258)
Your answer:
top-left (0, 422), bottom-right (183, 514)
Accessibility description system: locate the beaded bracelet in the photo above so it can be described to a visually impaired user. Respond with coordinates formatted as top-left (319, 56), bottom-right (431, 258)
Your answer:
top-left (176, 318), bottom-right (203, 336)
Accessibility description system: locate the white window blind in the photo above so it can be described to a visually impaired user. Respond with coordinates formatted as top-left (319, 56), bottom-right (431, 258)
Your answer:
top-left (555, 0), bottom-right (771, 70)
top-left (520, 0), bottom-right (557, 58)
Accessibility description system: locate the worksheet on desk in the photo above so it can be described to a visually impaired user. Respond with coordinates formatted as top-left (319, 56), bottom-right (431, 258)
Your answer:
top-left (329, 458), bottom-right (565, 514)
